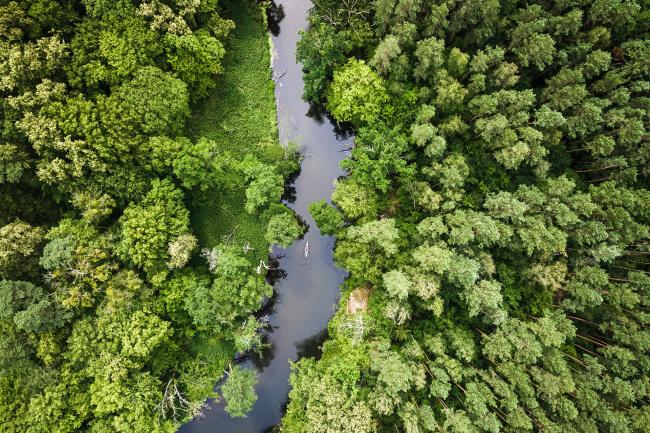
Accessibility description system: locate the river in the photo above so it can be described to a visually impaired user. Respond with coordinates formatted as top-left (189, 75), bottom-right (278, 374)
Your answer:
top-left (179, 0), bottom-right (349, 432)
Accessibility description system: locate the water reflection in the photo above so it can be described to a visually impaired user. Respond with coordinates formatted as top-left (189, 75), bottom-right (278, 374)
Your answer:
top-left (334, 121), bottom-right (355, 141)
top-left (251, 333), bottom-right (276, 370)
top-left (295, 328), bottom-right (329, 360)
top-left (305, 103), bottom-right (355, 141)
top-left (266, 1), bottom-right (285, 36)
top-left (281, 168), bottom-right (300, 203)
top-left (265, 256), bottom-right (287, 286)
top-left (305, 103), bottom-right (327, 124)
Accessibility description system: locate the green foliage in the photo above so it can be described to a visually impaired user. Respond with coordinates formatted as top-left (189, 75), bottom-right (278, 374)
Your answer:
top-left (265, 211), bottom-right (304, 248)
top-left (327, 59), bottom-right (389, 126)
top-left (332, 180), bottom-right (379, 220)
top-left (172, 138), bottom-right (223, 190)
top-left (0, 280), bottom-right (68, 332)
top-left (242, 157), bottom-right (284, 214)
top-left (296, 4), bottom-right (373, 102)
top-left (164, 31), bottom-right (226, 100)
top-left (185, 244), bottom-right (272, 329)
top-left (187, 0), bottom-right (289, 268)
top-left (309, 200), bottom-right (345, 235)
top-left (114, 66), bottom-right (189, 136)
top-left (221, 365), bottom-right (258, 418)
top-left (0, 144), bottom-right (29, 183)
top-left (284, 0), bottom-right (650, 432)
top-left (0, 0), bottom-right (289, 430)
top-left (284, 352), bottom-right (375, 433)
top-left (296, 21), bottom-right (350, 103)
top-left (0, 220), bottom-right (43, 278)
top-left (117, 179), bottom-right (191, 278)
top-left (167, 233), bottom-right (198, 270)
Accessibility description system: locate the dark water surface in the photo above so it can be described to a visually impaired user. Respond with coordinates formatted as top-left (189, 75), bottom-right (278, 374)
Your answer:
top-left (179, 0), bottom-right (349, 432)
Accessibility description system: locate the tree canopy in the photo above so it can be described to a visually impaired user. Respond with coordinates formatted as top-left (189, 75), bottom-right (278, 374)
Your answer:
top-left (0, 0), bottom-right (297, 430)
top-left (285, 0), bottom-right (650, 432)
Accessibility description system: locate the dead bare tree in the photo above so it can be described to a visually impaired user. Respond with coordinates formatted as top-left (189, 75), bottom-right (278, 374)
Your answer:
top-left (155, 378), bottom-right (203, 423)
top-left (312, 0), bottom-right (371, 28)
top-left (201, 247), bottom-right (220, 273)
top-left (256, 259), bottom-right (279, 275)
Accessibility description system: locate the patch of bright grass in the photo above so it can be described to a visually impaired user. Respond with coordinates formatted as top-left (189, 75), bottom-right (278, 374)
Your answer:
top-left (187, 0), bottom-right (282, 261)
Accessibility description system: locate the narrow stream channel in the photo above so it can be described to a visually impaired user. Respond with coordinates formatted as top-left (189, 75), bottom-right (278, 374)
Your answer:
top-left (180, 1), bottom-right (349, 432)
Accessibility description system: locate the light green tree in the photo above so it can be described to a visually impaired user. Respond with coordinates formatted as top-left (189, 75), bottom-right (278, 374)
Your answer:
top-left (221, 365), bottom-right (258, 418)
top-left (327, 59), bottom-right (388, 125)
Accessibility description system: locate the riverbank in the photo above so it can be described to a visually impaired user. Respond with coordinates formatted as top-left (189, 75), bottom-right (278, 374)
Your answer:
top-left (187, 0), bottom-right (287, 258)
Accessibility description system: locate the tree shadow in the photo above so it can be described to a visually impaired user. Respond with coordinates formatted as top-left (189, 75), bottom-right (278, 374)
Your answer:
top-left (251, 332), bottom-right (276, 370)
top-left (305, 102), bottom-right (355, 140)
top-left (266, 1), bottom-right (285, 36)
top-left (265, 255), bottom-right (287, 286)
top-left (306, 102), bottom-right (327, 125)
top-left (295, 328), bottom-right (329, 360)
top-left (281, 167), bottom-right (300, 203)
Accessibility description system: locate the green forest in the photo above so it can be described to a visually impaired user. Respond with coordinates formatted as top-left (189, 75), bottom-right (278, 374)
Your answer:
top-left (0, 0), bottom-right (302, 431)
top-left (1, 0), bottom-right (650, 432)
top-left (282, 0), bottom-right (650, 433)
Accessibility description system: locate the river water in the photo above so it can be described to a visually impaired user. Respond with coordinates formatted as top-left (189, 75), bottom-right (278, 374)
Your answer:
top-left (179, 1), bottom-right (349, 432)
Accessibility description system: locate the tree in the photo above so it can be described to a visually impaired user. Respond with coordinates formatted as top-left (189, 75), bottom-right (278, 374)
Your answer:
top-left (0, 1), bottom-right (285, 431)
top-left (331, 180), bottom-right (379, 220)
top-left (370, 345), bottom-right (412, 414)
top-left (288, 0), bottom-right (650, 431)
top-left (0, 220), bottom-right (43, 278)
top-left (308, 200), bottom-right (344, 235)
top-left (167, 233), bottom-right (197, 270)
top-left (221, 365), bottom-right (258, 418)
top-left (283, 358), bottom-right (376, 433)
top-left (112, 66), bottom-right (189, 135)
top-left (327, 59), bottom-right (388, 125)
top-left (0, 144), bottom-right (29, 184)
top-left (117, 179), bottom-right (190, 278)
top-left (370, 35), bottom-right (401, 75)
top-left (0, 280), bottom-right (68, 333)
top-left (413, 37), bottom-right (445, 81)
top-left (185, 245), bottom-right (272, 329)
top-left (383, 270), bottom-right (410, 300)
top-left (71, 191), bottom-right (116, 224)
top-left (265, 212), bottom-right (304, 248)
top-left (296, 17), bottom-right (366, 103)
top-left (164, 31), bottom-right (226, 100)
top-left (241, 157), bottom-right (284, 214)
top-left (171, 138), bottom-right (221, 190)
top-left (462, 280), bottom-right (506, 324)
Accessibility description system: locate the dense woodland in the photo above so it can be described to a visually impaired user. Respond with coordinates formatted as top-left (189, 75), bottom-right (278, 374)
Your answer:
top-left (283, 0), bottom-right (650, 432)
top-left (0, 0), bottom-right (302, 431)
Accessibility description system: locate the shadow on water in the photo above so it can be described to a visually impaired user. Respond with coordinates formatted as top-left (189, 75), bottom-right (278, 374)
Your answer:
top-left (306, 103), bottom-right (355, 141)
top-left (264, 255), bottom-right (287, 286)
top-left (295, 328), bottom-right (329, 360)
top-left (251, 333), bottom-right (277, 370)
top-left (281, 167), bottom-right (300, 203)
top-left (334, 121), bottom-right (355, 141)
top-left (305, 103), bottom-right (327, 124)
top-left (265, 1), bottom-right (285, 36)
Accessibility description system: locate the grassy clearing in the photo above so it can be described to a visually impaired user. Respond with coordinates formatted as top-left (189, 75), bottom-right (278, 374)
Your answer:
top-left (187, 0), bottom-right (282, 260)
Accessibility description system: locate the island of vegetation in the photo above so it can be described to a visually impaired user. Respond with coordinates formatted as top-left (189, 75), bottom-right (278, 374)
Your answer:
top-left (281, 1), bottom-right (650, 432)
top-left (0, 0), bottom-right (302, 431)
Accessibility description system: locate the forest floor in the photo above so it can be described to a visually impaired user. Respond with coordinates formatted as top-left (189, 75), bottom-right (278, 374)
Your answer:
top-left (187, 0), bottom-right (281, 259)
